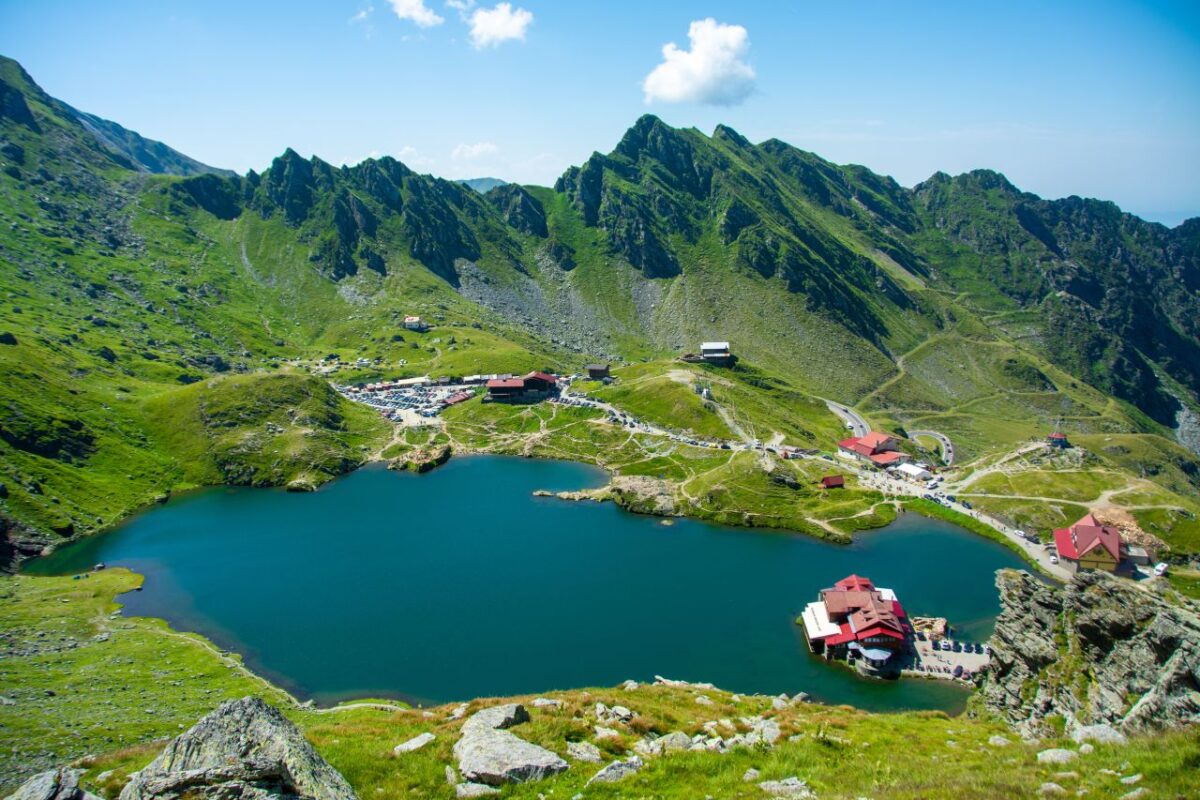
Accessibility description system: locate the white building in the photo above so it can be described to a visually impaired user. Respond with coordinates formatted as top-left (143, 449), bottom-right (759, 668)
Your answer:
top-left (700, 341), bottom-right (732, 364)
top-left (895, 463), bottom-right (933, 481)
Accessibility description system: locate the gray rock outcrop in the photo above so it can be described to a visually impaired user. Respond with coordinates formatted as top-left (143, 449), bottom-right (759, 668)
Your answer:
top-left (586, 756), bottom-right (642, 786)
top-left (393, 732), bottom-right (435, 754)
top-left (453, 704), bottom-right (569, 786)
top-left (982, 569), bottom-right (1200, 737)
top-left (119, 696), bottom-right (356, 800)
top-left (757, 776), bottom-right (817, 798)
top-left (4, 768), bottom-right (102, 800)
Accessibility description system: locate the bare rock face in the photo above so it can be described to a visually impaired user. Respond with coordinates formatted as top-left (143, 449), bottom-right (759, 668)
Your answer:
top-left (119, 697), bottom-right (356, 800)
top-left (4, 768), bottom-right (101, 800)
top-left (982, 569), bottom-right (1200, 737)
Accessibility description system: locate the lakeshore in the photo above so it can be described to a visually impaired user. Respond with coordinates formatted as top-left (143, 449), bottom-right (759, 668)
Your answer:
top-left (26, 455), bottom-right (1025, 713)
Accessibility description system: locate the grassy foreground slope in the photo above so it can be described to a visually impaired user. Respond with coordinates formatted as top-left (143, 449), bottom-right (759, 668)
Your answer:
top-left (2, 571), bottom-right (1197, 799)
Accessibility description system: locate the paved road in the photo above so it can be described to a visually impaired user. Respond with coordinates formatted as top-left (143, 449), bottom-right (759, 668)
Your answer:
top-left (910, 429), bottom-right (954, 465)
top-left (825, 401), bottom-right (868, 438)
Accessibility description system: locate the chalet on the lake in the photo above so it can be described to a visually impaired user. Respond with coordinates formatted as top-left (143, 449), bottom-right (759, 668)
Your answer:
top-left (837, 432), bottom-right (909, 468)
top-left (801, 574), bottom-right (908, 677)
top-left (1053, 513), bottom-right (1122, 573)
top-left (485, 371), bottom-right (559, 403)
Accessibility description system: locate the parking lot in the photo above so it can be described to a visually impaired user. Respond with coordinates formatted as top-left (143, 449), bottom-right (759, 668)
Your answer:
top-left (904, 637), bottom-right (991, 681)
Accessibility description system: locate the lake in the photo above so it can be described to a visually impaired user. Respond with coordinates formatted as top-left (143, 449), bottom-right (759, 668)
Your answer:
top-left (27, 455), bottom-right (1027, 712)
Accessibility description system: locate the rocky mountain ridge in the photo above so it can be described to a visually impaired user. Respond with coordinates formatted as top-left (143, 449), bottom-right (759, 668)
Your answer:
top-left (982, 569), bottom-right (1200, 737)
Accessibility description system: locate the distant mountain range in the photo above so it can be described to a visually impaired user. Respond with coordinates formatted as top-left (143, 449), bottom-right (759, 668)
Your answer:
top-left (458, 177), bottom-right (508, 194)
top-left (2, 52), bottom-right (1199, 560)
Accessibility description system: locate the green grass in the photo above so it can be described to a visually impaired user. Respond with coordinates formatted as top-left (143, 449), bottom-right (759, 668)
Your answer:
top-left (0, 570), bottom-right (290, 784)
top-left (592, 364), bottom-right (733, 440)
top-left (966, 469), bottom-right (1127, 504)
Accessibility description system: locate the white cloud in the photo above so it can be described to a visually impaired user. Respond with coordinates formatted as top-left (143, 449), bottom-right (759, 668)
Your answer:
top-left (338, 149), bottom-right (382, 167)
top-left (451, 141), bottom-right (499, 160)
top-left (445, 0), bottom-right (475, 12)
top-left (349, 4), bottom-right (374, 23)
top-left (468, 3), bottom-right (533, 49)
top-left (389, 0), bottom-right (444, 27)
top-left (642, 18), bottom-right (756, 106)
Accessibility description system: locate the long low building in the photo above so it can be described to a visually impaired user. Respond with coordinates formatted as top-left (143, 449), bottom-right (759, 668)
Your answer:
top-left (837, 432), bottom-right (909, 468)
top-left (485, 371), bottom-right (559, 403)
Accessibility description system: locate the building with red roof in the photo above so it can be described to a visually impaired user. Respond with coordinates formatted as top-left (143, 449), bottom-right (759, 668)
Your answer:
top-left (799, 574), bottom-right (909, 676)
top-left (1053, 512), bottom-right (1122, 573)
top-left (484, 372), bottom-right (560, 403)
top-left (820, 475), bottom-right (845, 489)
top-left (837, 432), bottom-right (910, 468)
top-left (1047, 432), bottom-right (1071, 449)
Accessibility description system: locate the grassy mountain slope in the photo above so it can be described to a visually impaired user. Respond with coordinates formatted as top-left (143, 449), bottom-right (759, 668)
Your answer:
top-left (1, 52), bottom-right (1199, 569)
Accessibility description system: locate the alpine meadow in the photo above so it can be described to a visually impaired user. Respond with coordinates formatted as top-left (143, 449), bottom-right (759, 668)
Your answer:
top-left (1, 5), bottom-right (1199, 797)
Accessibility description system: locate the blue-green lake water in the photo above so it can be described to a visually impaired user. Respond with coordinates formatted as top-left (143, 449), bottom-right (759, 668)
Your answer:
top-left (28, 455), bottom-right (1026, 712)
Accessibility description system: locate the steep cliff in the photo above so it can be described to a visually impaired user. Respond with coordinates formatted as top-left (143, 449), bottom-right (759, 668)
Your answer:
top-left (983, 569), bottom-right (1200, 737)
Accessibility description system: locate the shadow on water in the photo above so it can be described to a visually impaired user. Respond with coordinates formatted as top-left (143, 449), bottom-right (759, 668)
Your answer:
top-left (26, 456), bottom-right (1027, 712)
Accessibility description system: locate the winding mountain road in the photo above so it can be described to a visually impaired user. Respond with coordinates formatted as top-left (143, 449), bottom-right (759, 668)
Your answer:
top-left (825, 401), bottom-right (868, 437)
top-left (910, 429), bottom-right (954, 465)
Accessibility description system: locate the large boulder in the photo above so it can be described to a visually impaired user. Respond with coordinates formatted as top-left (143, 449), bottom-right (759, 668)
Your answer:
top-left (4, 768), bottom-right (101, 800)
top-left (453, 704), bottom-right (568, 786)
top-left (119, 696), bottom-right (356, 800)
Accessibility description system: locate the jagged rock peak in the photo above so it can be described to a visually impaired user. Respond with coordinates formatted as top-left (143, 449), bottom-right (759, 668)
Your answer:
top-left (119, 696), bottom-right (358, 800)
top-left (486, 184), bottom-right (547, 237)
top-left (614, 114), bottom-right (688, 161)
top-left (712, 123), bottom-right (751, 148)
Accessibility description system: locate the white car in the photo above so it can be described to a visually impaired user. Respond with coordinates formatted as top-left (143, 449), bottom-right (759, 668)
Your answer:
top-left (1049, 555), bottom-right (1059, 564)
top-left (1153, 562), bottom-right (1170, 577)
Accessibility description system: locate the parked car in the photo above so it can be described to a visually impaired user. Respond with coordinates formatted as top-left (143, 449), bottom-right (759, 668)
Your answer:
top-left (952, 642), bottom-right (962, 652)
top-left (961, 500), bottom-right (972, 509)
top-left (1154, 562), bottom-right (1170, 577)
top-left (1050, 555), bottom-right (1059, 564)
top-left (953, 665), bottom-right (964, 678)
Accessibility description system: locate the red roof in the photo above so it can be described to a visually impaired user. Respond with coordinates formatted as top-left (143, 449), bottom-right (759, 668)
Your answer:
top-left (1053, 513), bottom-right (1121, 562)
top-left (834, 574), bottom-right (875, 592)
top-left (523, 371), bottom-right (558, 384)
top-left (487, 379), bottom-right (525, 389)
top-left (823, 623), bottom-right (858, 647)
top-left (839, 432), bottom-right (900, 461)
top-left (1048, 432), bottom-right (1069, 440)
top-left (858, 432), bottom-right (894, 450)
top-left (854, 624), bottom-right (905, 641)
top-left (821, 475), bottom-right (845, 488)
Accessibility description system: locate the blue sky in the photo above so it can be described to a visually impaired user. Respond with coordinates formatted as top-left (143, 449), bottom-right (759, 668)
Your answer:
top-left (2, 0), bottom-right (1198, 224)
